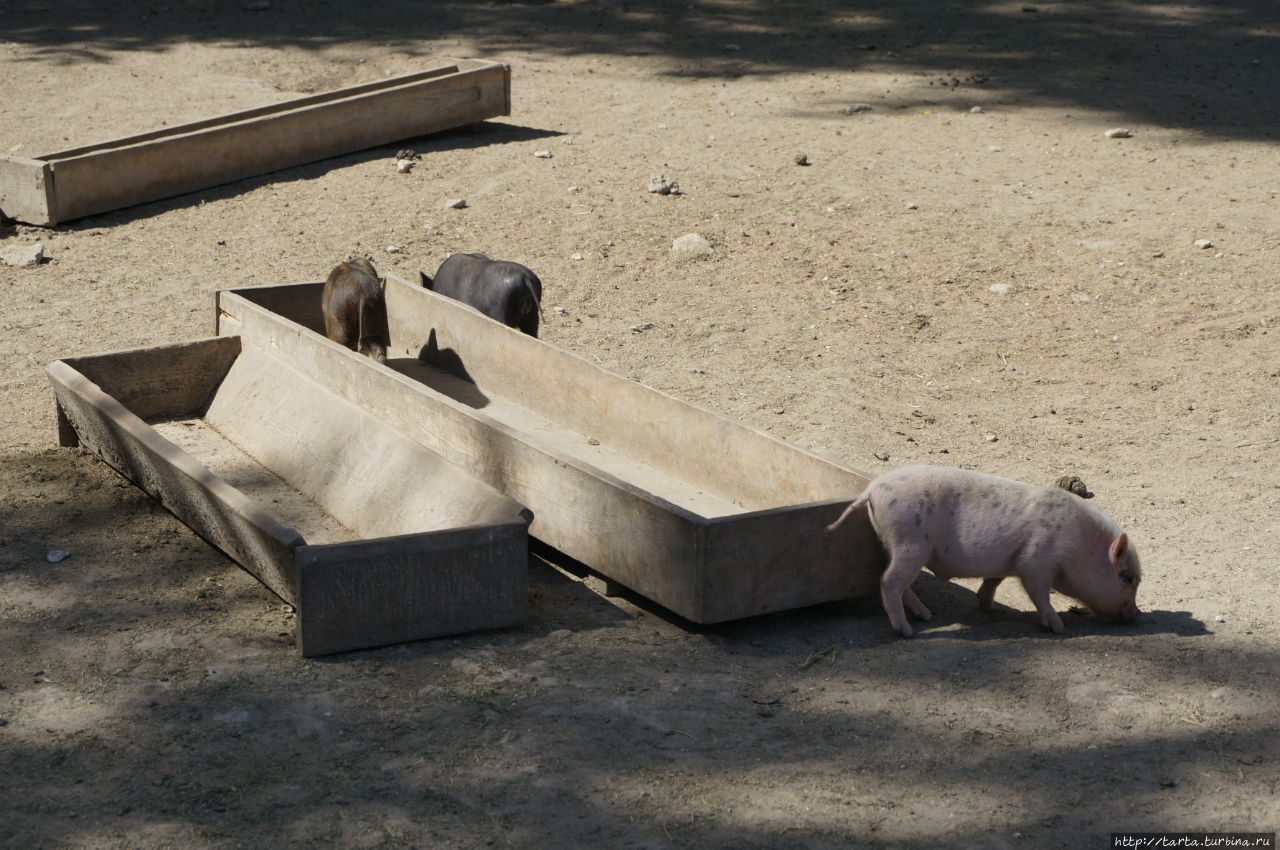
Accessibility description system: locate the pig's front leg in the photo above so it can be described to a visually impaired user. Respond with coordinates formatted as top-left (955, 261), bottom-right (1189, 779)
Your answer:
top-left (1019, 573), bottom-right (1066, 634)
top-left (902, 586), bottom-right (933, 622)
top-left (977, 577), bottom-right (1004, 611)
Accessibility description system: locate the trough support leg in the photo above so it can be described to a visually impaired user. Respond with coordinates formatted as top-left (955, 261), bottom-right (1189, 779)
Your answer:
top-left (55, 399), bottom-right (79, 447)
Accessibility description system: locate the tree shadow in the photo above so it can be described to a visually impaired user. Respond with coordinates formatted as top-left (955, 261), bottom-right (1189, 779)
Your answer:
top-left (2, 0), bottom-right (1277, 140)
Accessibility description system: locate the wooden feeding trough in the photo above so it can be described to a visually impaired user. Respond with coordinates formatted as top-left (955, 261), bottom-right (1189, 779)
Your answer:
top-left (1, 59), bottom-right (509, 226)
top-left (47, 335), bottom-right (531, 656)
top-left (215, 275), bottom-right (887, 624)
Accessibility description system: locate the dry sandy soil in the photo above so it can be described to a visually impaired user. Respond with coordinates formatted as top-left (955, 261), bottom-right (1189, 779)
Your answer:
top-left (2, 1), bottom-right (1279, 847)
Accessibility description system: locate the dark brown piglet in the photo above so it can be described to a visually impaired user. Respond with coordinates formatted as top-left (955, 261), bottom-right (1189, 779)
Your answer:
top-left (321, 258), bottom-right (390, 364)
top-left (827, 465), bottom-right (1141, 637)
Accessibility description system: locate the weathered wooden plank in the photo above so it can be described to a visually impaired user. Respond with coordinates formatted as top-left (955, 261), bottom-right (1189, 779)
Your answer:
top-left (1, 59), bottom-right (509, 225)
top-left (700, 499), bottom-right (884, 622)
top-left (201, 342), bottom-right (534, 539)
top-left (386, 275), bottom-right (861, 511)
top-left (296, 522), bottom-right (528, 657)
top-left (61, 336), bottom-right (242, 422)
top-left (47, 353), bottom-right (304, 601)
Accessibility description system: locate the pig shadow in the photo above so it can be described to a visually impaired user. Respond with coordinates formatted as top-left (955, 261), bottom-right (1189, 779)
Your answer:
top-left (907, 575), bottom-right (1209, 641)
top-left (381, 329), bottom-right (490, 410)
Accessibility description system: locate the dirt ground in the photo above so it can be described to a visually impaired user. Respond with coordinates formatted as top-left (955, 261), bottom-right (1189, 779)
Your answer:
top-left (2, 1), bottom-right (1279, 847)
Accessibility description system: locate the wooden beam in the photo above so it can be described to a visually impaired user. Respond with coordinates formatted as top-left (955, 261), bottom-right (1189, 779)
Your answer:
top-left (2, 59), bottom-right (509, 226)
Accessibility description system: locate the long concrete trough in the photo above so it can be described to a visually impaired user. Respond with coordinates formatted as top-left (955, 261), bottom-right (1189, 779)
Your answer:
top-left (48, 335), bottom-right (531, 656)
top-left (215, 274), bottom-right (886, 624)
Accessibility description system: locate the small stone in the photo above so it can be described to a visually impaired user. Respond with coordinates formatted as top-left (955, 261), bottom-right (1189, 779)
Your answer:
top-left (533, 150), bottom-right (552, 158)
top-left (989, 283), bottom-right (1014, 294)
top-left (215, 238), bottom-right (226, 246)
top-left (395, 149), bottom-right (419, 160)
top-left (570, 253), bottom-right (583, 261)
top-left (672, 233), bottom-right (713, 257)
top-left (46, 550), bottom-right (70, 563)
top-left (906, 202), bottom-right (919, 210)
top-left (970, 106), bottom-right (984, 114)
top-left (387, 246), bottom-right (405, 254)
top-left (553, 307), bottom-right (568, 314)
top-left (723, 43), bottom-right (741, 52)
top-left (688, 367), bottom-right (705, 374)
top-left (648, 174), bottom-right (680, 195)
top-left (631, 322), bottom-right (655, 332)
top-left (1215, 615), bottom-right (1226, 623)
top-left (443, 198), bottom-right (467, 209)
top-left (395, 158), bottom-right (414, 173)
top-left (1104, 128), bottom-right (1133, 139)
top-left (1193, 238), bottom-right (1214, 249)
top-left (985, 433), bottom-right (999, 442)
top-left (842, 103), bottom-right (873, 114)
top-left (873, 451), bottom-right (890, 462)
top-left (0, 242), bottom-right (44, 267)
top-left (794, 153), bottom-right (811, 166)
top-left (1158, 776), bottom-right (1178, 788)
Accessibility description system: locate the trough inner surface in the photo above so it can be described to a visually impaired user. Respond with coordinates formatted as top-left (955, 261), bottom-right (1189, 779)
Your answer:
top-left (151, 418), bottom-right (355, 546)
top-left (387, 356), bottom-right (751, 519)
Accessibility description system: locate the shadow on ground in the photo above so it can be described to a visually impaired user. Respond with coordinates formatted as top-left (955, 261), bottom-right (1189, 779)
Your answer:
top-left (4, 0), bottom-right (1278, 139)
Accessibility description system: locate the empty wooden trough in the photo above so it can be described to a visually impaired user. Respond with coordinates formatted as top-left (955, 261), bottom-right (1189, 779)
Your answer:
top-left (1, 58), bottom-right (509, 226)
top-left (215, 274), bottom-right (887, 624)
top-left (48, 335), bottom-right (531, 656)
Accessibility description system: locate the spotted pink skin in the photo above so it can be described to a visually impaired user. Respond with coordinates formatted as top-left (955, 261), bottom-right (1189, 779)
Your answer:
top-left (827, 465), bottom-right (1141, 637)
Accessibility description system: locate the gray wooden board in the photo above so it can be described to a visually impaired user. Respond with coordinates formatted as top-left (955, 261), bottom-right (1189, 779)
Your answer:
top-left (296, 523), bottom-right (527, 657)
top-left (47, 336), bottom-right (532, 656)
top-left (216, 279), bottom-right (885, 623)
top-left (1, 59), bottom-right (509, 226)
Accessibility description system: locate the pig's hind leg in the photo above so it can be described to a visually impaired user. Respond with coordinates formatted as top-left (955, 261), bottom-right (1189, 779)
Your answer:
top-left (977, 577), bottom-right (1004, 611)
top-left (880, 546), bottom-right (933, 638)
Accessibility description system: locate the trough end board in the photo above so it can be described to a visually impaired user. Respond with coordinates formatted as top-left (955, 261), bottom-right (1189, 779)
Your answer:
top-left (0, 156), bottom-right (53, 226)
top-left (295, 520), bottom-right (528, 657)
top-left (697, 498), bottom-right (885, 623)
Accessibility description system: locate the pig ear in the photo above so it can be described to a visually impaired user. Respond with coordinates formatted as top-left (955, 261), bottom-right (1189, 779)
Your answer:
top-left (1109, 533), bottom-right (1129, 566)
